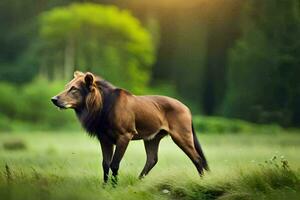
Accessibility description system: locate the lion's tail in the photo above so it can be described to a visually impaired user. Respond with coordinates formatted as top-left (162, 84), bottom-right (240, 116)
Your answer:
top-left (192, 123), bottom-right (209, 171)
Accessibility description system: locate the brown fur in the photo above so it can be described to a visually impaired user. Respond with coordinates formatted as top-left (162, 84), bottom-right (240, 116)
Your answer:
top-left (86, 84), bottom-right (102, 116)
top-left (51, 71), bottom-right (208, 184)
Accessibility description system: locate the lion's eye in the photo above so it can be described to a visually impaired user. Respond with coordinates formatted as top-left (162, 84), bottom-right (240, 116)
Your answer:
top-left (69, 86), bottom-right (79, 94)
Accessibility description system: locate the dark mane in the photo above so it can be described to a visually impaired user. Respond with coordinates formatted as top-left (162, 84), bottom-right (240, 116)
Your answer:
top-left (75, 79), bottom-right (117, 139)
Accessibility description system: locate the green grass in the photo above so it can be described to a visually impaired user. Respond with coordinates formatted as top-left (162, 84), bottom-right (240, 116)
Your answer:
top-left (0, 131), bottom-right (300, 200)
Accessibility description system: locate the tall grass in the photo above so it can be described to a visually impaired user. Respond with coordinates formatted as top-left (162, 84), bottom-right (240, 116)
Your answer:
top-left (0, 156), bottom-right (299, 200)
top-left (153, 157), bottom-right (299, 200)
top-left (0, 132), bottom-right (299, 200)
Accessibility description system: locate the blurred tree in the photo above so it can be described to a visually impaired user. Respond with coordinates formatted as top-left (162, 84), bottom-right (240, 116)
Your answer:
top-left (0, 0), bottom-right (77, 83)
top-left (134, 0), bottom-right (242, 113)
top-left (38, 3), bottom-right (154, 90)
top-left (1, 0), bottom-right (300, 127)
top-left (223, 0), bottom-right (300, 126)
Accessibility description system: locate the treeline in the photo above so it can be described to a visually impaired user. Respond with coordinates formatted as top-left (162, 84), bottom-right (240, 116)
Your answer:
top-left (0, 0), bottom-right (299, 126)
top-left (0, 79), bottom-right (78, 131)
top-left (0, 78), bottom-right (281, 134)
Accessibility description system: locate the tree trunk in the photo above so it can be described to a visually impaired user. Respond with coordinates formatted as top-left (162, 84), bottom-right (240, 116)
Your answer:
top-left (64, 37), bottom-right (75, 80)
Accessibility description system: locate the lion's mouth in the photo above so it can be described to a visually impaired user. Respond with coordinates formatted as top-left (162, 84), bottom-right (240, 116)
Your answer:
top-left (56, 103), bottom-right (72, 110)
top-left (53, 102), bottom-right (67, 109)
top-left (58, 105), bottom-right (67, 110)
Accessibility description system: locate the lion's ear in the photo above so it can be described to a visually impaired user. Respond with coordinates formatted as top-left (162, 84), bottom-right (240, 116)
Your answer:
top-left (74, 71), bottom-right (84, 78)
top-left (84, 72), bottom-right (95, 88)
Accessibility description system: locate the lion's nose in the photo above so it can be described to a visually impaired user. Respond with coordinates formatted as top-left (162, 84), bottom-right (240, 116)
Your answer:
top-left (51, 96), bottom-right (58, 105)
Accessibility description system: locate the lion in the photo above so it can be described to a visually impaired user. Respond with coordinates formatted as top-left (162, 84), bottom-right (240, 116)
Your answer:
top-left (51, 71), bottom-right (208, 184)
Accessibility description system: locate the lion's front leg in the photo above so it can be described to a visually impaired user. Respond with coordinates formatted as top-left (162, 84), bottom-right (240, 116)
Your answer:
top-left (99, 136), bottom-right (114, 184)
top-left (110, 133), bottom-right (133, 185)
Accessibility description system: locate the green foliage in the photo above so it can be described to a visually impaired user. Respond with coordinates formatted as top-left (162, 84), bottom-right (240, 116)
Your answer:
top-left (0, 83), bottom-right (19, 118)
top-left (0, 78), bottom-right (284, 132)
top-left (193, 115), bottom-right (282, 134)
top-left (1, 0), bottom-right (300, 127)
top-left (0, 115), bottom-right (13, 132)
top-left (0, 79), bottom-right (78, 131)
top-left (38, 3), bottom-right (155, 91)
top-left (223, 0), bottom-right (300, 126)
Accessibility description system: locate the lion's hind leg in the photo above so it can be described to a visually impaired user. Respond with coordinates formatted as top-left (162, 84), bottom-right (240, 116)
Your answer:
top-left (139, 131), bottom-right (166, 178)
top-left (169, 130), bottom-right (205, 175)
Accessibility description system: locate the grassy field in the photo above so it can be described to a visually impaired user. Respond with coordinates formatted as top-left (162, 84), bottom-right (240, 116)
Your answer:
top-left (0, 131), bottom-right (300, 200)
